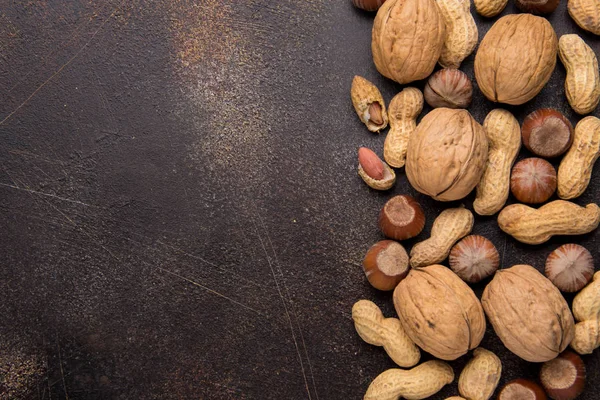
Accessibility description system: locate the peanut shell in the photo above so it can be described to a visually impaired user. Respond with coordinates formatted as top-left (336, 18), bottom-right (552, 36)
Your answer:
top-left (384, 88), bottom-right (423, 168)
top-left (351, 76), bottom-right (388, 132)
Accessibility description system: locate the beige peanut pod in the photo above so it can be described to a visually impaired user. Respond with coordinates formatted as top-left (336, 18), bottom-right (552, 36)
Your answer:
top-left (384, 88), bottom-right (423, 168)
top-left (558, 35), bottom-right (600, 115)
top-left (571, 272), bottom-right (600, 354)
top-left (446, 398), bottom-right (467, 400)
top-left (437, 0), bottom-right (478, 68)
top-left (410, 207), bottom-right (474, 268)
top-left (557, 116), bottom-right (600, 199)
top-left (352, 300), bottom-right (420, 367)
top-left (351, 75), bottom-right (389, 132)
top-left (474, 109), bottom-right (521, 216)
top-left (364, 360), bottom-right (454, 400)
top-left (458, 348), bottom-right (502, 400)
top-left (498, 200), bottom-right (600, 245)
top-left (358, 162), bottom-right (397, 190)
top-left (568, 0), bottom-right (600, 35)
top-left (474, 0), bottom-right (507, 17)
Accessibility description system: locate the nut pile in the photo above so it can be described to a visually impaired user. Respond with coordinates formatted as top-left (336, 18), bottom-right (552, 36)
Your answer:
top-left (350, 0), bottom-right (600, 398)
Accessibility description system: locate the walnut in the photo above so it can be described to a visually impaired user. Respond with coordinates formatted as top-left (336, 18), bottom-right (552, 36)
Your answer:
top-left (474, 14), bottom-right (558, 105)
top-left (371, 0), bottom-right (446, 84)
top-left (482, 265), bottom-right (575, 362)
top-left (405, 108), bottom-right (488, 201)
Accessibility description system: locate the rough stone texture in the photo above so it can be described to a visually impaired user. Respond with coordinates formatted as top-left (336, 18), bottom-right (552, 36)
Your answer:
top-left (0, 0), bottom-right (598, 399)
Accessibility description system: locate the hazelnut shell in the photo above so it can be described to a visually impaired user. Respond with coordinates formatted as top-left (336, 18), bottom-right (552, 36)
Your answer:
top-left (378, 195), bottom-right (425, 240)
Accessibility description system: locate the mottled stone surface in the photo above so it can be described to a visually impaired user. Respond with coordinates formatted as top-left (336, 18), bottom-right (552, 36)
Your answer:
top-left (0, 0), bottom-right (598, 399)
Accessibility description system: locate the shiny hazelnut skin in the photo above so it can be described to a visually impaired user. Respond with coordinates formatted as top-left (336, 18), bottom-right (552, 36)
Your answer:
top-left (362, 240), bottom-right (410, 291)
top-left (498, 379), bottom-right (548, 400)
top-left (522, 109), bottom-right (574, 158)
top-left (545, 244), bottom-right (594, 292)
top-left (510, 158), bottom-right (557, 204)
top-left (424, 69), bottom-right (473, 109)
top-left (449, 235), bottom-right (500, 283)
top-left (352, 0), bottom-right (387, 11)
top-left (540, 351), bottom-right (586, 400)
top-left (379, 195), bottom-right (426, 241)
top-left (514, 0), bottom-right (560, 14)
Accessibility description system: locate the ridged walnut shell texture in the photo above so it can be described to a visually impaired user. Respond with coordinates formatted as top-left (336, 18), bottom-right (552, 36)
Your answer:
top-left (372, 0), bottom-right (446, 84)
top-left (394, 264), bottom-right (486, 360)
top-left (474, 14), bottom-right (558, 105)
top-left (482, 265), bottom-right (575, 362)
top-left (406, 108), bottom-right (488, 201)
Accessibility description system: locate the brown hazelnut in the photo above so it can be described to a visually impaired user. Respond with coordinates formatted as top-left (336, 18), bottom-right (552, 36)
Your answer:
top-left (522, 109), bottom-right (574, 158)
top-left (510, 158), bottom-right (557, 204)
top-left (352, 0), bottom-right (387, 11)
top-left (423, 69), bottom-right (473, 109)
top-left (498, 379), bottom-right (548, 400)
top-left (379, 195), bottom-right (425, 240)
top-left (362, 240), bottom-right (410, 291)
top-left (540, 351), bottom-right (586, 400)
top-left (449, 235), bottom-right (500, 283)
top-left (514, 0), bottom-right (560, 14)
top-left (545, 244), bottom-right (594, 292)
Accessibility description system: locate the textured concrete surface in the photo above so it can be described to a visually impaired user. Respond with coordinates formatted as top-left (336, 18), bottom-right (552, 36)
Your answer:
top-left (0, 0), bottom-right (599, 399)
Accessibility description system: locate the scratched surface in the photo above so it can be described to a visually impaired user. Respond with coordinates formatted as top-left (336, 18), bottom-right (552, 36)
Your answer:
top-left (0, 0), bottom-right (599, 399)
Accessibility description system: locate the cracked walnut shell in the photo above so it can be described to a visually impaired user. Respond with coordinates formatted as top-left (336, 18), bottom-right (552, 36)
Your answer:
top-left (474, 14), bottom-right (558, 105)
top-left (372, 0), bottom-right (446, 84)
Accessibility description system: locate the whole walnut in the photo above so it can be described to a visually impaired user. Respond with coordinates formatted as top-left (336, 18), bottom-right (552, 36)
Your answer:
top-left (406, 108), bottom-right (488, 201)
top-left (474, 14), bottom-right (557, 105)
top-left (372, 0), bottom-right (446, 84)
top-left (394, 264), bottom-right (486, 360)
top-left (482, 265), bottom-right (575, 362)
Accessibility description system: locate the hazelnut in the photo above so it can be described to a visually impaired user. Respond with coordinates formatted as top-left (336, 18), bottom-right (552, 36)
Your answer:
top-left (514, 0), bottom-right (560, 14)
top-left (379, 195), bottom-right (425, 240)
top-left (522, 109), bottom-right (574, 158)
top-left (423, 69), bottom-right (473, 109)
top-left (510, 158), bottom-right (557, 204)
top-left (540, 351), bottom-right (586, 400)
top-left (545, 244), bottom-right (594, 292)
top-left (362, 240), bottom-right (410, 291)
top-left (498, 379), bottom-right (548, 400)
top-left (449, 235), bottom-right (499, 283)
top-left (352, 0), bottom-right (387, 11)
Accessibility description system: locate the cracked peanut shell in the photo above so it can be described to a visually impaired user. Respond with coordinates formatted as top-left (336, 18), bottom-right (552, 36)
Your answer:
top-left (406, 108), bottom-right (488, 201)
top-left (372, 0), bottom-right (446, 84)
top-left (394, 264), bottom-right (486, 360)
top-left (482, 264), bottom-right (575, 362)
top-left (474, 14), bottom-right (557, 105)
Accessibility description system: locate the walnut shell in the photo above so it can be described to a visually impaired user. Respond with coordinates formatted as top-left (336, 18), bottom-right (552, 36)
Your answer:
top-left (406, 108), bottom-right (488, 201)
top-left (394, 264), bottom-right (486, 360)
top-left (372, 0), bottom-right (446, 84)
top-left (474, 14), bottom-right (558, 105)
top-left (482, 265), bottom-right (575, 362)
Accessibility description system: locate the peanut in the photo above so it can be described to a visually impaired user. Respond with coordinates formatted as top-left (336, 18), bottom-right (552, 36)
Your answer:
top-left (358, 148), bottom-right (397, 190)
top-left (458, 348), bottom-right (502, 400)
top-left (568, 0), bottom-right (600, 35)
top-left (410, 207), bottom-right (474, 268)
top-left (497, 200), bottom-right (600, 245)
top-left (474, 0), bottom-right (507, 17)
top-left (352, 300), bottom-right (420, 368)
top-left (437, 0), bottom-right (478, 69)
top-left (384, 88), bottom-right (423, 168)
top-left (557, 116), bottom-right (600, 199)
top-left (571, 271), bottom-right (600, 354)
top-left (473, 109), bottom-right (521, 216)
top-left (558, 34), bottom-right (600, 115)
top-left (351, 76), bottom-right (389, 132)
top-left (446, 398), bottom-right (467, 400)
top-left (364, 361), bottom-right (454, 400)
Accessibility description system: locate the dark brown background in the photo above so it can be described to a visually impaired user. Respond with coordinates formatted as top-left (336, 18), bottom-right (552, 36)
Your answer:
top-left (0, 0), bottom-right (599, 399)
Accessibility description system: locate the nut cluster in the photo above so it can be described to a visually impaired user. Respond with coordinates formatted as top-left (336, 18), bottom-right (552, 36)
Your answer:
top-left (346, 1), bottom-right (600, 398)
